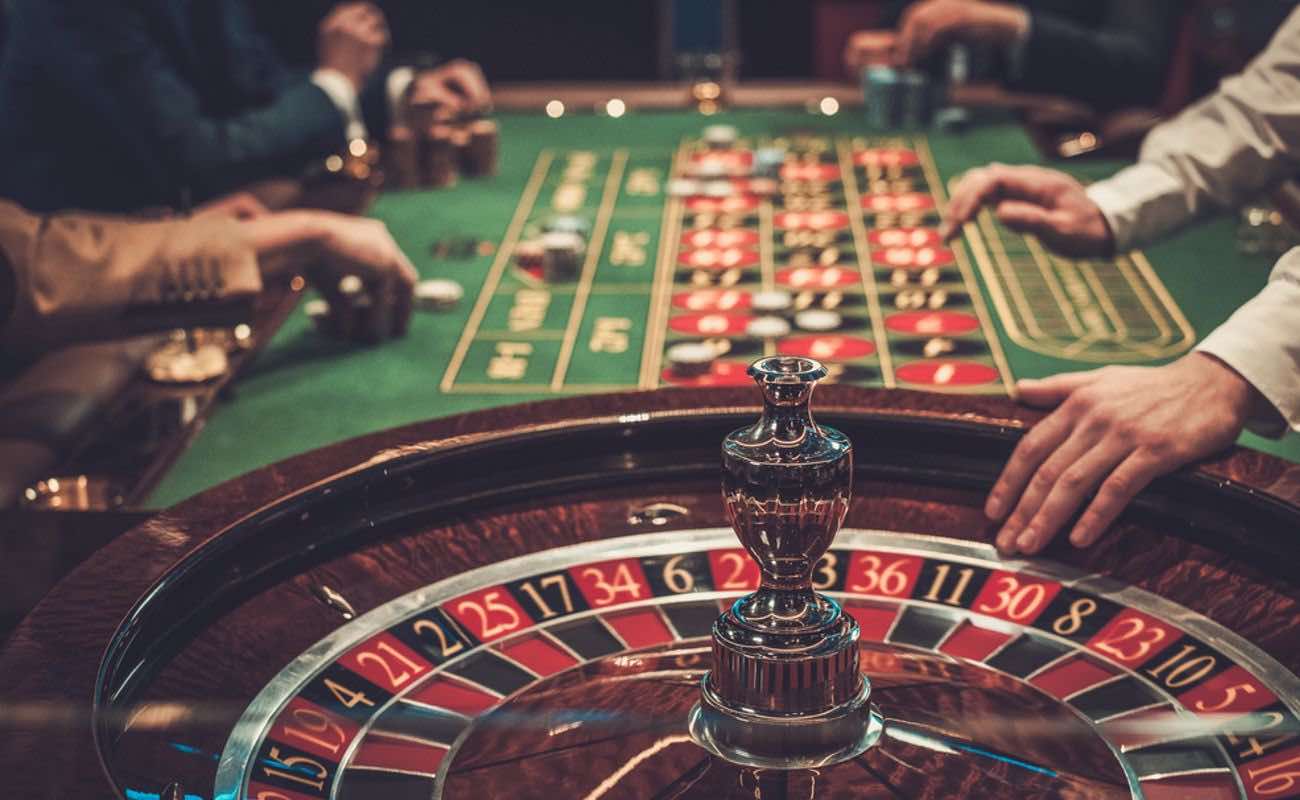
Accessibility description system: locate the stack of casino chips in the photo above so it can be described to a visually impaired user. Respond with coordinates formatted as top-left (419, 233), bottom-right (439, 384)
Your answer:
top-left (861, 67), bottom-right (935, 131)
top-left (509, 215), bottom-right (593, 283)
top-left (383, 105), bottom-right (500, 191)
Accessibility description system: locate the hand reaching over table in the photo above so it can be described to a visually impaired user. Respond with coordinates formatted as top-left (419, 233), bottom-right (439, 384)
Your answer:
top-left (941, 163), bottom-right (1114, 258)
top-left (893, 0), bottom-right (1029, 67)
top-left (409, 59), bottom-right (493, 121)
top-left (246, 211), bottom-right (417, 343)
top-left (317, 2), bottom-right (390, 91)
top-left (987, 354), bottom-right (1262, 556)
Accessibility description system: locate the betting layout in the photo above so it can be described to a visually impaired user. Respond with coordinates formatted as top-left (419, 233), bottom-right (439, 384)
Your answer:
top-left (655, 134), bottom-right (1012, 391)
top-left (437, 127), bottom-right (1205, 397)
top-left (440, 132), bottom-right (1019, 395)
top-left (219, 530), bottom-right (1300, 800)
top-left (964, 195), bottom-right (1196, 364)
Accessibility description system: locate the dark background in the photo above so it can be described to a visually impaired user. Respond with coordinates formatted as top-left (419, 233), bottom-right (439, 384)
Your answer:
top-left (243, 0), bottom-right (1296, 97)
top-left (249, 0), bottom-right (813, 81)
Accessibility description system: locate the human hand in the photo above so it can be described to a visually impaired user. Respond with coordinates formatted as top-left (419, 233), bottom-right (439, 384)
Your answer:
top-left (194, 192), bottom-right (269, 221)
top-left (844, 30), bottom-right (898, 72)
top-left (408, 59), bottom-right (492, 120)
top-left (894, 0), bottom-right (1029, 66)
top-left (308, 215), bottom-right (417, 341)
top-left (317, 2), bottom-right (390, 91)
top-left (941, 163), bottom-right (1114, 257)
top-left (988, 354), bottom-right (1260, 556)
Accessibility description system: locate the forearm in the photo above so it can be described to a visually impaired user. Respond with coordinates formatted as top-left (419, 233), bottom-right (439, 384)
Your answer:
top-left (172, 81), bottom-right (348, 198)
top-left (1, 210), bottom-right (262, 355)
top-left (1195, 248), bottom-right (1300, 436)
top-left (235, 211), bottom-right (337, 280)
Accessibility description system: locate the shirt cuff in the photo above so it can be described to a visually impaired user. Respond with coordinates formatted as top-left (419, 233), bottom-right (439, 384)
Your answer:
top-left (1085, 162), bottom-right (1190, 252)
top-left (311, 68), bottom-right (368, 141)
top-left (1194, 253), bottom-right (1300, 437)
top-left (386, 66), bottom-right (417, 129)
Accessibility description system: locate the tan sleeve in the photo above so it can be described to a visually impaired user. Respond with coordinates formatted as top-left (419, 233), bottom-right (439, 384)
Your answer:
top-left (1195, 247), bottom-right (1300, 436)
top-left (0, 201), bottom-right (261, 355)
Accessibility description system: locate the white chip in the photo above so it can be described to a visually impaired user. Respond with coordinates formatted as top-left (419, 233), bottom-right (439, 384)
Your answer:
top-left (746, 316), bottom-right (791, 338)
top-left (542, 231), bottom-right (584, 253)
top-left (415, 278), bottom-right (464, 311)
top-left (703, 180), bottom-right (734, 198)
top-left (145, 341), bottom-right (229, 384)
top-left (666, 341), bottom-right (716, 376)
top-left (304, 298), bottom-right (330, 318)
top-left (794, 309), bottom-right (842, 332)
top-left (703, 124), bottom-right (738, 146)
top-left (691, 160), bottom-right (728, 179)
top-left (751, 290), bottom-right (793, 313)
top-left (667, 178), bottom-right (701, 197)
top-left (338, 274), bottom-right (364, 296)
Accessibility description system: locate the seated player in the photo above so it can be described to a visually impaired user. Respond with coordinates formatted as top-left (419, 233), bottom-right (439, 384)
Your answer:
top-left (939, 9), bottom-right (1300, 557)
top-left (0, 0), bottom-right (491, 213)
top-left (0, 194), bottom-right (417, 355)
top-left (844, 0), bottom-right (1180, 111)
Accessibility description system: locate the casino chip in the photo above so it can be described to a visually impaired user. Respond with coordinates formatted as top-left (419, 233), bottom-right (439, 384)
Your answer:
top-left (751, 290), bottom-right (793, 314)
top-left (304, 298), bottom-right (331, 332)
top-left (515, 239), bottom-right (545, 270)
top-left (543, 215), bottom-right (591, 240)
top-left (753, 146), bottom-right (786, 177)
top-left (703, 180), bottom-right (735, 198)
top-left (794, 309), bottom-right (842, 332)
top-left (667, 178), bottom-right (701, 197)
top-left (338, 274), bottom-right (365, 296)
top-left (666, 341), bottom-right (716, 377)
top-left (702, 124), bottom-right (738, 149)
top-left (145, 338), bottom-right (229, 384)
top-left (542, 231), bottom-right (585, 281)
top-left (746, 316), bottom-right (792, 339)
top-left (691, 160), bottom-right (729, 179)
top-left (415, 279), bottom-right (464, 311)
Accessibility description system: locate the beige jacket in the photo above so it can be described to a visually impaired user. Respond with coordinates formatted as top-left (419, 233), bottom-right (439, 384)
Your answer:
top-left (1085, 8), bottom-right (1300, 434)
top-left (0, 201), bottom-right (261, 356)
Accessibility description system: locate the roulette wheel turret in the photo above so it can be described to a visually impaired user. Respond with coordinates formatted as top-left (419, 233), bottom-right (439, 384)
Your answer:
top-left (690, 356), bottom-right (883, 768)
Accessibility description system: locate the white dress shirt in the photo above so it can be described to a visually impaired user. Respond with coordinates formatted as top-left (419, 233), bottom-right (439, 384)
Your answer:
top-left (1084, 8), bottom-right (1300, 435)
top-left (310, 67), bottom-right (417, 142)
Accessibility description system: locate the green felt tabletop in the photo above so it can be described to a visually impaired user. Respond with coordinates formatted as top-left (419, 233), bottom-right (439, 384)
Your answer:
top-left (147, 109), bottom-right (1300, 508)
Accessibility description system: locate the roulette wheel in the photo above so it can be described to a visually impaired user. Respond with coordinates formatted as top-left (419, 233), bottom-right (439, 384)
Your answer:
top-left (3, 358), bottom-right (1300, 799)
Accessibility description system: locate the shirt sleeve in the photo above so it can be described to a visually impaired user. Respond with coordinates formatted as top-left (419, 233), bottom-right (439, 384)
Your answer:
top-left (385, 66), bottom-right (416, 129)
top-left (1195, 247), bottom-right (1300, 436)
top-left (1086, 8), bottom-right (1300, 251)
top-left (0, 201), bottom-right (262, 356)
top-left (311, 68), bottom-right (368, 142)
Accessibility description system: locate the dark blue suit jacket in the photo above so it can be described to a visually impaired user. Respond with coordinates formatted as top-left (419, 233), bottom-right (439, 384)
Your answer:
top-left (0, 0), bottom-right (387, 212)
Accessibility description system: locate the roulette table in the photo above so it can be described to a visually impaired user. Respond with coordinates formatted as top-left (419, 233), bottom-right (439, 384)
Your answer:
top-left (143, 97), bottom-right (1300, 508)
top-left (3, 373), bottom-right (1300, 798)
